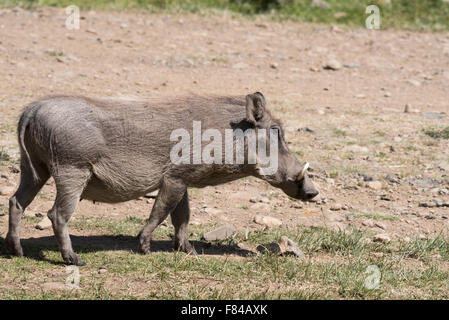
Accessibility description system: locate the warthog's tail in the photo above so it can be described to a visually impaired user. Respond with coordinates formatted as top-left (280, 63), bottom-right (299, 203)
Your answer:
top-left (17, 103), bottom-right (40, 183)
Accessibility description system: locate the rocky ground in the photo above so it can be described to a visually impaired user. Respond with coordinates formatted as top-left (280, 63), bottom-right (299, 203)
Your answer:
top-left (0, 7), bottom-right (448, 299)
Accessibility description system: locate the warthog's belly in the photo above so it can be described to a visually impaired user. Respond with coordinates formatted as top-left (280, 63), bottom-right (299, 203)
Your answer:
top-left (81, 174), bottom-right (159, 203)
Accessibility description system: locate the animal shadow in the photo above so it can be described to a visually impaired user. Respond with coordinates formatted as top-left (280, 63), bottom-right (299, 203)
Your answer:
top-left (0, 234), bottom-right (254, 265)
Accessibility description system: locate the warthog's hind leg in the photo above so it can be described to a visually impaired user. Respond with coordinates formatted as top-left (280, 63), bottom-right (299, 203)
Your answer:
top-left (5, 162), bottom-right (49, 256)
top-left (48, 167), bottom-right (91, 266)
top-left (170, 191), bottom-right (197, 255)
top-left (138, 177), bottom-right (186, 254)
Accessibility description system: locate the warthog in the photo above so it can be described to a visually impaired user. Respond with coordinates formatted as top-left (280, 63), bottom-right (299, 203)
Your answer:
top-left (4, 92), bottom-right (318, 266)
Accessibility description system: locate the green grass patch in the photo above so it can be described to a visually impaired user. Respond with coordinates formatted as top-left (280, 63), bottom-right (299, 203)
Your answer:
top-left (1, 0), bottom-right (449, 31)
top-left (1, 220), bottom-right (448, 299)
top-left (423, 126), bottom-right (449, 140)
top-left (350, 211), bottom-right (399, 222)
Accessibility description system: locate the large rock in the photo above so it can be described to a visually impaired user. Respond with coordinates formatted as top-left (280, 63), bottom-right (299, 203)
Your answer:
top-left (203, 224), bottom-right (236, 241)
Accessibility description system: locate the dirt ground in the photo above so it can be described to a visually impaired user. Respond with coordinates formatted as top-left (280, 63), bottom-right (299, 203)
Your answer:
top-left (0, 7), bottom-right (448, 296)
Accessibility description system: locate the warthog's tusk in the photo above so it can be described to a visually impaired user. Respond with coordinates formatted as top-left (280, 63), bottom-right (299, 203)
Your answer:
top-left (297, 162), bottom-right (309, 181)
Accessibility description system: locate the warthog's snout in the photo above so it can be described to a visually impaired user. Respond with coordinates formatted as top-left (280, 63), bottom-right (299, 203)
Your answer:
top-left (278, 163), bottom-right (319, 202)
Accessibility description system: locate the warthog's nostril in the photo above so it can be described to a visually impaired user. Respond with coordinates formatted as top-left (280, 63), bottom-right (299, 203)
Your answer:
top-left (305, 189), bottom-right (319, 200)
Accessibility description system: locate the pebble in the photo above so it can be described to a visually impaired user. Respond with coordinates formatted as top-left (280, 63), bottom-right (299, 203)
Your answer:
top-left (254, 215), bottom-right (282, 228)
top-left (366, 181), bottom-right (383, 190)
top-left (323, 59), bottom-right (342, 71)
top-left (374, 222), bottom-right (386, 230)
top-left (407, 79), bottom-right (421, 87)
top-left (372, 233), bottom-right (391, 243)
top-left (343, 145), bottom-right (369, 154)
top-left (310, 0), bottom-right (330, 9)
top-left (98, 267), bottom-right (108, 274)
top-left (35, 216), bottom-right (53, 230)
top-left (343, 63), bottom-right (360, 69)
top-left (203, 224), bottom-right (236, 241)
top-left (0, 186), bottom-right (15, 196)
top-left (279, 236), bottom-right (306, 258)
top-left (330, 203), bottom-right (343, 211)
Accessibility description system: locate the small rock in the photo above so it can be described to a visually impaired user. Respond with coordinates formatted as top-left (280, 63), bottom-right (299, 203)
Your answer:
top-left (433, 198), bottom-right (444, 207)
top-left (203, 224), bottom-right (236, 241)
top-left (408, 177), bottom-right (440, 188)
top-left (310, 0), bottom-right (330, 9)
top-left (330, 203), bottom-right (343, 211)
top-left (362, 220), bottom-right (374, 227)
top-left (291, 202), bottom-right (303, 209)
top-left (98, 267), bottom-right (108, 274)
top-left (374, 222), bottom-right (386, 230)
top-left (423, 112), bottom-right (445, 120)
top-left (35, 216), bottom-right (53, 230)
top-left (372, 233), bottom-right (391, 243)
top-left (343, 63), bottom-right (360, 69)
top-left (403, 104), bottom-right (410, 112)
top-left (0, 186), bottom-right (15, 196)
top-left (419, 201), bottom-right (436, 208)
top-left (254, 215), bottom-right (282, 228)
top-left (279, 236), bottom-right (306, 258)
top-left (250, 202), bottom-right (270, 212)
top-left (407, 79), bottom-right (421, 87)
top-left (249, 198), bottom-right (258, 203)
top-left (366, 181), bottom-right (382, 190)
top-left (343, 145), bottom-right (369, 154)
top-left (204, 207), bottom-right (222, 215)
top-left (323, 59), bottom-right (342, 71)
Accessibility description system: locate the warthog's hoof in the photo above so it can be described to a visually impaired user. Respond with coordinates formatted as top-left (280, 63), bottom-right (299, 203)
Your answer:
top-left (138, 244), bottom-right (151, 255)
top-left (4, 236), bottom-right (23, 257)
top-left (62, 252), bottom-right (86, 266)
top-left (174, 241), bottom-right (198, 255)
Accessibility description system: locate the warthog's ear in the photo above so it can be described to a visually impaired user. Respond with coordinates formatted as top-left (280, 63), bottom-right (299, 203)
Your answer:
top-left (245, 92), bottom-right (266, 124)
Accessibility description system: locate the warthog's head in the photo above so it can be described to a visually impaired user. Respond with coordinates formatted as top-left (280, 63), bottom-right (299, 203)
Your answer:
top-left (245, 92), bottom-right (319, 201)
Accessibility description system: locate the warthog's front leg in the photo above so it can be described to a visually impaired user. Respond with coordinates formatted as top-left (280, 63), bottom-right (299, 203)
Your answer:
top-left (138, 177), bottom-right (186, 254)
top-left (170, 191), bottom-right (197, 255)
